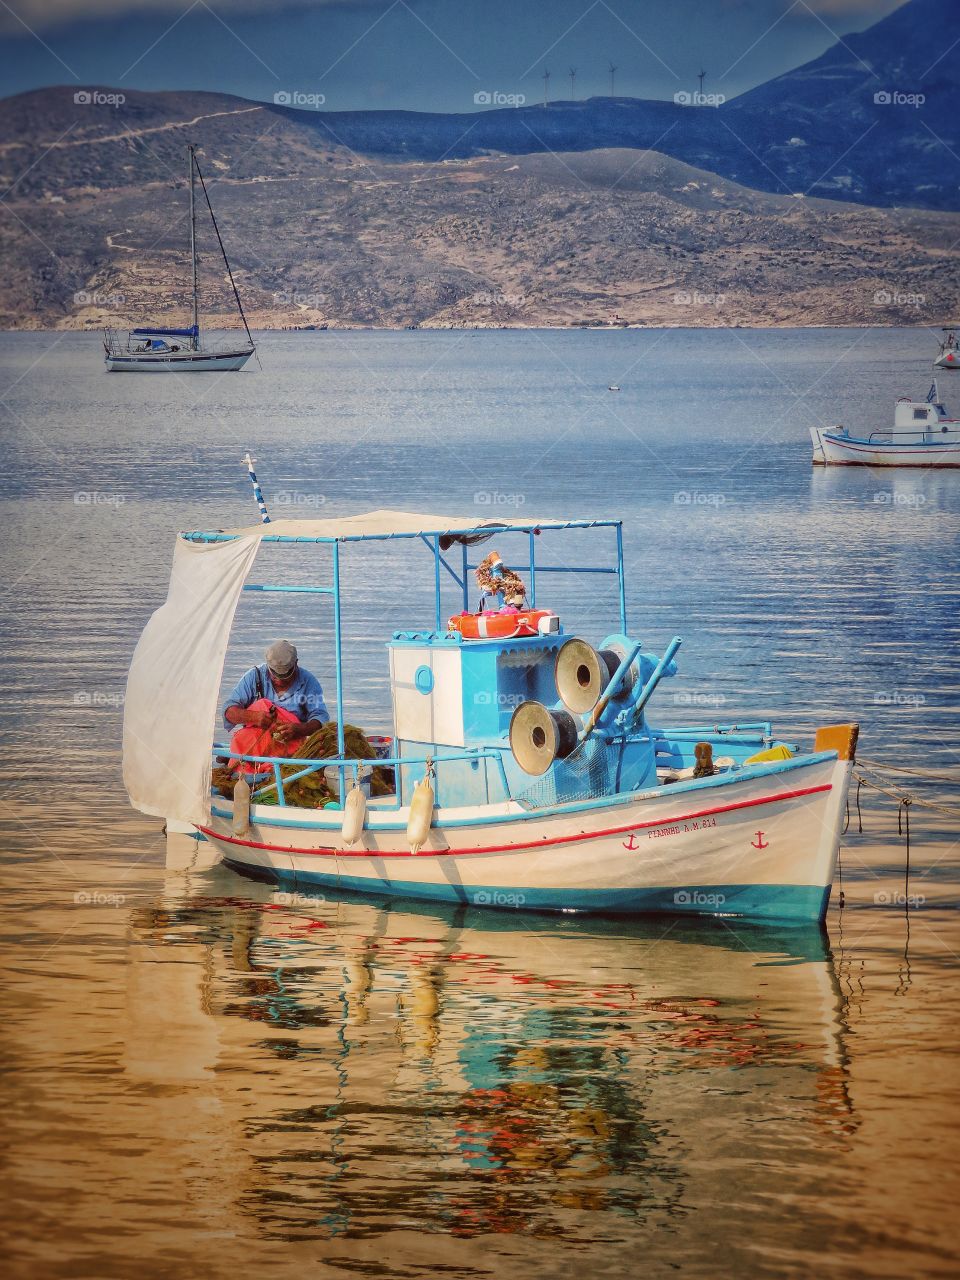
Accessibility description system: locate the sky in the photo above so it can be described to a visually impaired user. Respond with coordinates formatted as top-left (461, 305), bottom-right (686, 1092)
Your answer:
top-left (0, 0), bottom-right (908, 112)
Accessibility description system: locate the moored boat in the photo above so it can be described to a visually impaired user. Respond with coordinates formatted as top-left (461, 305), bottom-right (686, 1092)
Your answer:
top-left (103, 145), bottom-right (255, 373)
top-left (123, 510), bottom-right (858, 924)
top-left (934, 326), bottom-right (960, 371)
top-left (810, 381), bottom-right (960, 467)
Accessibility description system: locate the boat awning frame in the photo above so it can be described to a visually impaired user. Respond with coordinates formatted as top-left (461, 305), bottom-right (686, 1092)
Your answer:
top-left (180, 510), bottom-right (628, 781)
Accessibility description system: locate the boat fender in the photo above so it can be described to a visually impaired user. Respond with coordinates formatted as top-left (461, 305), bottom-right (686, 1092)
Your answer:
top-left (407, 761), bottom-right (435, 854)
top-left (232, 772), bottom-right (251, 836)
top-left (342, 777), bottom-right (367, 846)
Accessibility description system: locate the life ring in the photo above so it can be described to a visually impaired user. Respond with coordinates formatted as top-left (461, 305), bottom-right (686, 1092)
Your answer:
top-left (448, 608), bottom-right (554, 640)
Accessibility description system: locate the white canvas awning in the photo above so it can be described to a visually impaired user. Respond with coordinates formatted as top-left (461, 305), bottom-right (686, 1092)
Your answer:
top-left (123, 533), bottom-right (261, 825)
top-left (185, 509), bottom-right (613, 543)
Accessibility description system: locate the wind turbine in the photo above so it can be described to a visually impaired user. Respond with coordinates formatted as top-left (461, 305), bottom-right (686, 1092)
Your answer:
top-left (569, 66), bottom-right (577, 100)
top-left (698, 69), bottom-right (706, 99)
top-left (608, 62), bottom-right (617, 97)
top-left (543, 68), bottom-right (550, 106)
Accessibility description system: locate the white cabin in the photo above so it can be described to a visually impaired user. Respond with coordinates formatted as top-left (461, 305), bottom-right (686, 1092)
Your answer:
top-left (889, 395), bottom-right (952, 442)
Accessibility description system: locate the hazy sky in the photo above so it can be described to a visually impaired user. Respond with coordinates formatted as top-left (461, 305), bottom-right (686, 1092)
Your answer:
top-left (0, 0), bottom-right (908, 111)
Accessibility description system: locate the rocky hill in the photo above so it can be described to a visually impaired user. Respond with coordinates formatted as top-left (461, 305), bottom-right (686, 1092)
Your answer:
top-left (0, 53), bottom-right (958, 330)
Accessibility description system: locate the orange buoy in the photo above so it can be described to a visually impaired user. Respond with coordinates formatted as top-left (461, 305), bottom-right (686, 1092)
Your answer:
top-left (447, 608), bottom-right (555, 640)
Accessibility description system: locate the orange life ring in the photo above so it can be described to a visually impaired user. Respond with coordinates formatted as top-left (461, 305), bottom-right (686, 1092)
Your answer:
top-left (447, 608), bottom-right (554, 640)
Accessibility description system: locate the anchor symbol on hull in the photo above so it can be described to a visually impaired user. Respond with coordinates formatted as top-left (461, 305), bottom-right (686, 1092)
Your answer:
top-left (751, 830), bottom-right (769, 850)
top-left (622, 833), bottom-right (639, 850)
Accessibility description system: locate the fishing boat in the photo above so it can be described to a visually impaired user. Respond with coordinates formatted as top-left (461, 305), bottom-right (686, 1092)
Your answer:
top-left (934, 326), bottom-right (959, 371)
top-left (103, 145), bottom-right (255, 372)
top-left (810, 381), bottom-right (960, 467)
top-left (123, 504), bottom-right (858, 925)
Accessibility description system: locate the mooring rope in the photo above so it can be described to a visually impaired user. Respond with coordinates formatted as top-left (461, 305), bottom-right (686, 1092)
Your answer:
top-left (849, 762), bottom-right (960, 898)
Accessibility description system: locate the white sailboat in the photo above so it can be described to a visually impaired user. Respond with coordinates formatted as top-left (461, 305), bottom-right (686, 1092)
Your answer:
top-left (934, 326), bottom-right (960, 372)
top-left (103, 145), bottom-right (255, 373)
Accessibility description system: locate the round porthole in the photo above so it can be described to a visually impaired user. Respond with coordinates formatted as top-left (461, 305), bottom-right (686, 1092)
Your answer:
top-left (414, 665), bottom-right (434, 694)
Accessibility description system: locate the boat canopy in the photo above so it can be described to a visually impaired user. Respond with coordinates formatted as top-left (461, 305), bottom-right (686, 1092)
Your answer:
top-left (126, 510), bottom-right (627, 824)
top-left (182, 509), bottom-right (618, 544)
top-left (132, 325), bottom-right (199, 338)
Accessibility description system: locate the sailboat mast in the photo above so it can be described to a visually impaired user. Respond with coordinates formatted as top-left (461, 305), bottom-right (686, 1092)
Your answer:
top-left (188, 144), bottom-right (199, 350)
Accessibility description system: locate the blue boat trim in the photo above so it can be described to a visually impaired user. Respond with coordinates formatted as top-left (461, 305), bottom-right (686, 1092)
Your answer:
top-left (222, 857), bottom-right (832, 923)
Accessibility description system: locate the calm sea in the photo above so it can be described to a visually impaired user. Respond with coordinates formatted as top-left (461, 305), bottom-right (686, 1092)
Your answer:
top-left (1, 327), bottom-right (958, 1278)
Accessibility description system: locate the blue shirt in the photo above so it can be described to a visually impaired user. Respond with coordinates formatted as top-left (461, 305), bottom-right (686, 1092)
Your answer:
top-left (223, 664), bottom-right (329, 733)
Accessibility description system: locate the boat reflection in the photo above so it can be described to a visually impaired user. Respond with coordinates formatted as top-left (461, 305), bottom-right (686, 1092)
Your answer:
top-left (125, 860), bottom-right (857, 1241)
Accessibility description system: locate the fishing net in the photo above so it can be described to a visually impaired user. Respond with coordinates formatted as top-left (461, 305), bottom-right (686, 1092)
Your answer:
top-left (515, 736), bottom-right (621, 810)
top-left (212, 722), bottom-right (394, 808)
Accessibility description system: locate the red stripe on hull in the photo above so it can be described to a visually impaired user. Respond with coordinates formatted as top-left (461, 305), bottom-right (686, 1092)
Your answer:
top-left (199, 782), bottom-right (833, 859)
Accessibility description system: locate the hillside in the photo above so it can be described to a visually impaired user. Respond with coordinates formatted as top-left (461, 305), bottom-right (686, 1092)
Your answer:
top-left (0, 85), bottom-right (957, 332)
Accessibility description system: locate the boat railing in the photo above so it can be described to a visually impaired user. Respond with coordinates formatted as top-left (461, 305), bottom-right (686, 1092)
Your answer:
top-left (212, 743), bottom-right (513, 809)
top-left (865, 427), bottom-right (957, 442)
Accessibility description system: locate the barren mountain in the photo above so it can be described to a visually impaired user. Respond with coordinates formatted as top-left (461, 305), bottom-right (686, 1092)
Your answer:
top-left (1, 85), bottom-right (958, 331)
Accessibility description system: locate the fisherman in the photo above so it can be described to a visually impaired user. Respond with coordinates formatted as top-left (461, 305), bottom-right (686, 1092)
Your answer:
top-left (223, 639), bottom-right (329, 745)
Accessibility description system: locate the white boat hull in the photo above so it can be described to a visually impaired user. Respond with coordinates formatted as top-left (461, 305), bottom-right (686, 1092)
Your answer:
top-left (810, 425), bottom-right (960, 467)
top-left (198, 753), bottom-right (852, 923)
top-left (105, 348), bottom-right (253, 373)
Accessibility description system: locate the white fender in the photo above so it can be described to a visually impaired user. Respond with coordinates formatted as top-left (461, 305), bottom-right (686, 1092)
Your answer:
top-left (232, 773), bottom-right (251, 836)
top-left (342, 780), bottom-right (367, 846)
top-left (407, 769), bottom-right (435, 854)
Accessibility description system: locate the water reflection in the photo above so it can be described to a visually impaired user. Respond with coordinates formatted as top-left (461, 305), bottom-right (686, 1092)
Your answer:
top-left (123, 852), bottom-right (856, 1244)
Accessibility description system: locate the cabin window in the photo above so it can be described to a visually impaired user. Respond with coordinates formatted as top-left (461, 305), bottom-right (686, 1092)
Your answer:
top-left (913, 408), bottom-right (929, 421)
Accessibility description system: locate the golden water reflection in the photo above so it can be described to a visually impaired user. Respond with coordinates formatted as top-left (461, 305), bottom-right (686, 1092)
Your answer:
top-left (122, 842), bottom-right (855, 1247)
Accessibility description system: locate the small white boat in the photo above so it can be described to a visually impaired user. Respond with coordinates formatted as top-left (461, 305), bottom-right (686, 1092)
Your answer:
top-left (811, 382), bottom-right (960, 467)
top-left (934, 326), bottom-right (960, 372)
top-left (123, 509), bottom-right (859, 925)
top-left (103, 145), bottom-right (255, 373)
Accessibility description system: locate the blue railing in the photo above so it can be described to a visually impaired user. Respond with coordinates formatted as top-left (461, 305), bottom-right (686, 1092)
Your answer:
top-left (213, 744), bottom-right (513, 808)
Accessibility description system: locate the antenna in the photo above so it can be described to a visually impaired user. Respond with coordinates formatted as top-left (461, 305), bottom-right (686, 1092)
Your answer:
top-left (543, 68), bottom-right (550, 106)
top-left (698, 69), bottom-right (706, 99)
top-left (608, 62), bottom-right (617, 97)
top-left (242, 452), bottom-right (271, 524)
top-left (569, 66), bottom-right (577, 100)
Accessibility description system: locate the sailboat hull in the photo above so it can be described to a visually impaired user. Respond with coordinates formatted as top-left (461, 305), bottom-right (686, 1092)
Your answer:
top-left (105, 348), bottom-right (254, 373)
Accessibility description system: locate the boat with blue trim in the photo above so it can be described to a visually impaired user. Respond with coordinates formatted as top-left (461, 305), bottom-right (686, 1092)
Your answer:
top-left (103, 145), bottom-right (255, 373)
top-left (123, 510), bottom-right (858, 924)
top-left (810, 381), bottom-right (960, 467)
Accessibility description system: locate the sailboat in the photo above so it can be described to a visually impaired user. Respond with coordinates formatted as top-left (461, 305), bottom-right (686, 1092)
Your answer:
top-left (934, 326), bottom-right (960, 372)
top-left (103, 145), bottom-right (256, 373)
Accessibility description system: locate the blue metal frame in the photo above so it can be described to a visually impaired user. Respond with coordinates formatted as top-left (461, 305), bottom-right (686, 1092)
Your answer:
top-left (187, 517), bottom-right (628, 787)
